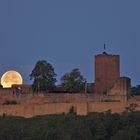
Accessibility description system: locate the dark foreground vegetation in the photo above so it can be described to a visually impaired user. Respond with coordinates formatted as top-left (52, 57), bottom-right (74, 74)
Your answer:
top-left (1, 110), bottom-right (140, 140)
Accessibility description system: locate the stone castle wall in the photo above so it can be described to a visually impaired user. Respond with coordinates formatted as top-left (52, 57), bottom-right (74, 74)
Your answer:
top-left (0, 93), bottom-right (101, 104)
top-left (99, 77), bottom-right (131, 102)
top-left (108, 77), bottom-right (131, 96)
top-left (0, 101), bottom-right (140, 118)
top-left (0, 93), bottom-right (139, 117)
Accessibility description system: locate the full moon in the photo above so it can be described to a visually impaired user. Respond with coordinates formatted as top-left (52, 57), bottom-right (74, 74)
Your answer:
top-left (1, 70), bottom-right (23, 88)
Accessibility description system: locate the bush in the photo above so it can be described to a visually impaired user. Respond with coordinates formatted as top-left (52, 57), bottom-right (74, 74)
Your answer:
top-left (0, 111), bottom-right (140, 139)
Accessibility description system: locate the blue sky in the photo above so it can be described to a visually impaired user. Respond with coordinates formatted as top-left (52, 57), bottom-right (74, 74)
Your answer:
top-left (0, 0), bottom-right (139, 86)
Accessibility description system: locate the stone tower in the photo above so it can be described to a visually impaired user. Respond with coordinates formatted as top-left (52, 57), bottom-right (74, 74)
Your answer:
top-left (95, 52), bottom-right (120, 94)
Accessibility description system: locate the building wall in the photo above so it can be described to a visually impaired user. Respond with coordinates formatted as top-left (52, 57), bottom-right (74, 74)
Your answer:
top-left (12, 84), bottom-right (32, 94)
top-left (108, 77), bottom-right (131, 96)
top-left (99, 77), bottom-right (131, 102)
top-left (0, 101), bottom-right (139, 117)
top-left (95, 53), bottom-right (120, 94)
top-left (0, 93), bottom-right (101, 104)
top-left (0, 92), bottom-right (138, 117)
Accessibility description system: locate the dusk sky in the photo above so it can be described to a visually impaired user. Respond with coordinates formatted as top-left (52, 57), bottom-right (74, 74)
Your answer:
top-left (0, 0), bottom-right (140, 86)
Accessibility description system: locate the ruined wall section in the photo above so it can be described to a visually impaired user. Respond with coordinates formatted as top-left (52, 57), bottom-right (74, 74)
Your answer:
top-left (106, 77), bottom-right (131, 101)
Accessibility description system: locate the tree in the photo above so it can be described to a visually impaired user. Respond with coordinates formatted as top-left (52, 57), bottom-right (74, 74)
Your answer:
top-left (30, 60), bottom-right (57, 93)
top-left (131, 85), bottom-right (140, 96)
top-left (61, 68), bottom-right (86, 93)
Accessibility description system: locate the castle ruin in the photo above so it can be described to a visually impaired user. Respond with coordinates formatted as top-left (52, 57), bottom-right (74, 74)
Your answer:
top-left (0, 51), bottom-right (134, 117)
top-left (94, 51), bottom-right (131, 102)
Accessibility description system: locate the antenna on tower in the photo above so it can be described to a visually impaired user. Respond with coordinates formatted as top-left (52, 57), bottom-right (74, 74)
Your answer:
top-left (103, 44), bottom-right (107, 54)
top-left (104, 44), bottom-right (106, 51)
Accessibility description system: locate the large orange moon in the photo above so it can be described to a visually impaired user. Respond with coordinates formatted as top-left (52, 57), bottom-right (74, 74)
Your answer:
top-left (1, 70), bottom-right (23, 88)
